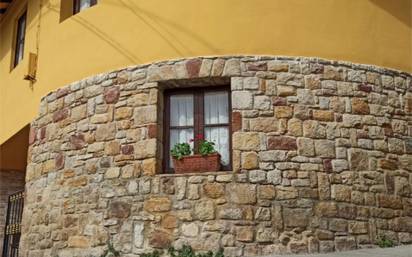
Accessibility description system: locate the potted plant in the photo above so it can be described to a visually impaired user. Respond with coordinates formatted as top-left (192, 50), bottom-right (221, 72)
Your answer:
top-left (171, 135), bottom-right (221, 173)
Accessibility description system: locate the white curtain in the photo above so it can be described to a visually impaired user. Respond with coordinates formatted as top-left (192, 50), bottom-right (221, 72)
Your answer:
top-left (169, 95), bottom-right (194, 167)
top-left (204, 91), bottom-right (229, 166)
top-left (15, 14), bottom-right (26, 65)
top-left (79, 0), bottom-right (93, 11)
top-left (170, 95), bottom-right (194, 127)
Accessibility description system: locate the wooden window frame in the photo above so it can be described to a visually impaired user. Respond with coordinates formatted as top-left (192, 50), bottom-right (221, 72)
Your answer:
top-left (73, 0), bottom-right (97, 15)
top-left (163, 86), bottom-right (232, 173)
top-left (13, 11), bottom-right (27, 68)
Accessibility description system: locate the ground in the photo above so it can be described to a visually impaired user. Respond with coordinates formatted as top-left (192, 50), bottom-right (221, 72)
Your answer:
top-left (268, 245), bottom-right (412, 257)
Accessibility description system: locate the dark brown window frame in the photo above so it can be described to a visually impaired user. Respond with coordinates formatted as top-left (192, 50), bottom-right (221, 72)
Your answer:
top-left (13, 11), bottom-right (27, 68)
top-left (73, 0), bottom-right (97, 15)
top-left (163, 86), bottom-right (232, 173)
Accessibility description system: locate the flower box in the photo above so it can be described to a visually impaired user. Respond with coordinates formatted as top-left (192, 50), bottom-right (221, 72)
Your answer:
top-left (173, 153), bottom-right (221, 173)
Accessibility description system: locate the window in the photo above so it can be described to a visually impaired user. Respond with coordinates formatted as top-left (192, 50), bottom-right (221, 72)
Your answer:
top-left (164, 87), bottom-right (232, 173)
top-left (73, 0), bottom-right (97, 14)
top-left (13, 11), bottom-right (27, 68)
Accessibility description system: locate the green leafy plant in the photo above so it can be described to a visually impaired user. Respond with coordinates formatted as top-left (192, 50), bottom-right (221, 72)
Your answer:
top-left (191, 134), bottom-right (217, 156)
top-left (141, 249), bottom-right (163, 257)
top-left (377, 235), bottom-right (395, 248)
top-left (100, 241), bottom-right (120, 257)
top-left (171, 142), bottom-right (191, 160)
top-left (198, 141), bottom-right (216, 156)
top-left (171, 134), bottom-right (218, 160)
top-left (168, 245), bottom-right (224, 257)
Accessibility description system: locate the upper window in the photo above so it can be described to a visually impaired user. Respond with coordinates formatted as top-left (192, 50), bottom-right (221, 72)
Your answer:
top-left (73, 0), bottom-right (97, 14)
top-left (164, 87), bottom-right (232, 173)
top-left (13, 11), bottom-right (27, 68)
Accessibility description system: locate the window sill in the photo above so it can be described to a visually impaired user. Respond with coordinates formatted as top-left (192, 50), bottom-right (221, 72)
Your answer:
top-left (157, 170), bottom-right (234, 178)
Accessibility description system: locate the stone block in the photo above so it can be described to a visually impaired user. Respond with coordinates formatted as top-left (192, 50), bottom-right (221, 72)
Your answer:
top-left (68, 236), bottom-right (90, 248)
top-left (314, 140), bottom-right (335, 158)
top-left (276, 187), bottom-right (298, 200)
top-left (244, 77), bottom-right (259, 90)
top-left (249, 170), bottom-right (266, 183)
top-left (144, 197), bottom-right (172, 212)
top-left (115, 107), bottom-right (133, 120)
top-left (232, 91), bottom-right (253, 109)
top-left (104, 87), bottom-right (120, 104)
top-left (71, 104), bottom-right (87, 121)
top-left (133, 222), bottom-right (144, 248)
top-left (186, 58), bottom-right (202, 78)
top-left (297, 137), bottom-right (315, 156)
top-left (109, 201), bottom-right (131, 218)
top-left (211, 59), bottom-right (225, 76)
top-left (241, 152), bottom-right (259, 169)
top-left (334, 237), bottom-right (356, 251)
top-left (256, 228), bottom-right (273, 242)
top-left (349, 149), bottom-right (369, 171)
top-left (268, 136), bottom-right (297, 150)
top-left (348, 221), bottom-right (368, 234)
top-left (303, 120), bottom-right (326, 138)
top-left (297, 89), bottom-right (315, 105)
top-left (134, 106), bottom-right (157, 125)
top-left (254, 95), bottom-right (271, 110)
top-left (287, 118), bottom-right (302, 136)
top-left (218, 205), bottom-right (243, 220)
top-left (283, 208), bottom-right (311, 227)
top-left (233, 132), bottom-right (260, 151)
top-left (236, 227), bottom-right (254, 242)
top-left (388, 138), bottom-right (404, 154)
top-left (267, 170), bottom-right (282, 185)
top-left (105, 167), bottom-right (120, 179)
top-left (313, 110), bottom-right (334, 122)
top-left (249, 118), bottom-right (279, 132)
top-left (227, 184), bottom-right (256, 204)
top-left (203, 183), bottom-right (225, 199)
top-left (329, 218), bottom-right (348, 232)
top-left (331, 160), bottom-right (348, 172)
top-left (95, 123), bottom-right (116, 141)
top-left (352, 98), bottom-right (369, 114)
top-left (127, 93), bottom-right (149, 107)
top-left (182, 223), bottom-right (199, 237)
top-left (149, 230), bottom-right (171, 248)
top-left (161, 215), bottom-right (177, 229)
top-left (223, 59), bottom-right (241, 76)
top-left (331, 185), bottom-right (351, 202)
top-left (275, 106), bottom-right (293, 118)
top-left (194, 200), bottom-right (215, 220)
top-left (277, 85), bottom-right (296, 96)
top-left (134, 139), bottom-right (156, 159)
top-left (258, 185), bottom-right (276, 199)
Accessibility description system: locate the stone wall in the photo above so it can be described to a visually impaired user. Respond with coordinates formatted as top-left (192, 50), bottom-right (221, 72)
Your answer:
top-left (22, 56), bottom-right (412, 257)
top-left (0, 170), bottom-right (26, 251)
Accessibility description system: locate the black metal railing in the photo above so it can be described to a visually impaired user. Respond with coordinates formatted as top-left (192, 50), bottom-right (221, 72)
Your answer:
top-left (2, 191), bottom-right (24, 257)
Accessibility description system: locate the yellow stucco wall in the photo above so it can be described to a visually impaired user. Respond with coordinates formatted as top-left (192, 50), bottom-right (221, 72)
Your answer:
top-left (0, 0), bottom-right (411, 145)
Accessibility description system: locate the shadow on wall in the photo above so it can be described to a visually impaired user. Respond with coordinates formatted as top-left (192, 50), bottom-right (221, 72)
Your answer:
top-left (114, 0), bottom-right (220, 55)
top-left (44, 3), bottom-right (142, 64)
top-left (369, 0), bottom-right (411, 28)
top-left (0, 124), bottom-right (29, 172)
top-left (44, 0), bottom-right (219, 64)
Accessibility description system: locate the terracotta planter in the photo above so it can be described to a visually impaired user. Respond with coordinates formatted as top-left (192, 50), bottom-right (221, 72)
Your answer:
top-left (173, 153), bottom-right (221, 173)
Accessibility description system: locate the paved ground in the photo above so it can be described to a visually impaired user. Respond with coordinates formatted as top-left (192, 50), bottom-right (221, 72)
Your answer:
top-left (267, 245), bottom-right (412, 257)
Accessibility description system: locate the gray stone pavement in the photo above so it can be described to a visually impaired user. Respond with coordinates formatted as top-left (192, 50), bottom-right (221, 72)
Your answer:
top-left (266, 245), bottom-right (412, 257)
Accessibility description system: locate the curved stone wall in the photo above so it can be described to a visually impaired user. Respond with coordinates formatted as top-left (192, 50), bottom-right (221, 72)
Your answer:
top-left (22, 56), bottom-right (412, 257)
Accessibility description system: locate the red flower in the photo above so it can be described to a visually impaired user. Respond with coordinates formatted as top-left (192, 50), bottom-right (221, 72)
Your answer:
top-left (189, 139), bottom-right (194, 142)
top-left (196, 134), bottom-right (204, 140)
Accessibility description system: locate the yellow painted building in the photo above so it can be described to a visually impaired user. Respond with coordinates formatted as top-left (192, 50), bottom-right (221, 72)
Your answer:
top-left (0, 1), bottom-right (411, 255)
top-left (1, 0), bottom-right (411, 150)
